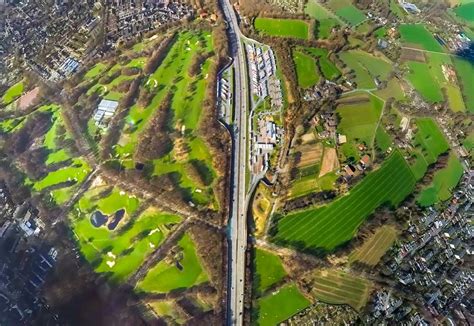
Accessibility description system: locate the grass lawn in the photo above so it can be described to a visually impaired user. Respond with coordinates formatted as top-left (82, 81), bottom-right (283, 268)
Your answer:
top-left (399, 24), bottom-right (444, 52)
top-left (293, 50), bottom-right (319, 88)
top-left (2, 81), bottom-right (24, 105)
top-left (334, 5), bottom-right (366, 26)
top-left (137, 233), bottom-right (208, 293)
top-left (349, 225), bottom-right (398, 266)
top-left (417, 153), bottom-right (464, 206)
top-left (310, 270), bottom-right (371, 311)
top-left (273, 151), bottom-right (416, 252)
top-left (452, 56), bottom-right (474, 113)
top-left (254, 18), bottom-right (309, 40)
top-left (339, 50), bottom-right (392, 89)
top-left (72, 203), bottom-right (181, 282)
top-left (413, 118), bottom-right (449, 165)
top-left (84, 62), bottom-right (108, 79)
top-left (374, 78), bottom-right (405, 101)
top-left (254, 248), bottom-right (287, 293)
top-left (256, 283), bottom-right (310, 326)
top-left (375, 126), bottom-right (392, 152)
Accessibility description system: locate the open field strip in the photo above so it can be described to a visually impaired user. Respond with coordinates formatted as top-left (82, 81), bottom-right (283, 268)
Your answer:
top-left (310, 270), bottom-right (371, 311)
top-left (339, 50), bottom-right (392, 89)
top-left (274, 151), bottom-right (416, 251)
top-left (349, 225), bottom-right (398, 266)
top-left (326, 0), bottom-right (366, 26)
top-left (293, 50), bottom-right (319, 88)
top-left (254, 17), bottom-right (310, 39)
top-left (304, 47), bottom-right (341, 80)
top-left (305, 0), bottom-right (343, 38)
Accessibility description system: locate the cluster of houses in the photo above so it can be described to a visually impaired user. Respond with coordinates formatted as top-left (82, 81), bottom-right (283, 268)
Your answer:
top-left (217, 67), bottom-right (233, 125)
top-left (368, 171), bottom-right (474, 324)
top-left (105, 0), bottom-right (192, 46)
top-left (245, 42), bottom-right (283, 108)
top-left (0, 184), bottom-right (59, 324)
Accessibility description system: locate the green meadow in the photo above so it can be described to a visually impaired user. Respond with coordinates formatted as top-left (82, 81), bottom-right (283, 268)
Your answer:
top-left (305, 48), bottom-right (341, 80)
top-left (137, 233), bottom-right (208, 293)
top-left (406, 61), bottom-right (444, 103)
top-left (399, 24), bottom-right (444, 52)
top-left (326, 0), bottom-right (366, 26)
top-left (305, 0), bottom-right (343, 38)
top-left (339, 50), bottom-right (392, 89)
top-left (254, 248), bottom-right (287, 293)
top-left (254, 18), bottom-right (310, 40)
top-left (417, 153), bottom-right (464, 206)
top-left (255, 283), bottom-right (310, 326)
top-left (453, 56), bottom-right (474, 113)
top-left (293, 50), bottom-right (320, 88)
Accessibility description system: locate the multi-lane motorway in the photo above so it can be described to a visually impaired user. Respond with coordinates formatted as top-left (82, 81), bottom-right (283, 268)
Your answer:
top-left (220, 0), bottom-right (249, 324)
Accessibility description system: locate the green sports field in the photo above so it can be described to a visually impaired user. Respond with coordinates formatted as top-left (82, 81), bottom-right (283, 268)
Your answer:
top-left (273, 151), bottom-right (416, 252)
top-left (137, 233), bottom-right (208, 293)
top-left (254, 248), bottom-right (287, 293)
top-left (254, 18), bottom-right (309, 40)
top-left (399, 24), bottom-right (444, 52)
top-left (417, 153), bottom-right (464, 206)
top-left (255, 283), bottom-right (310, 326)
top-left (310, 270), bottom-right (371, 311)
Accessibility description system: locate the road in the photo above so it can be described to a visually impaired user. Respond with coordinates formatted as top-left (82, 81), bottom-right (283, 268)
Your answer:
top-left (219, 0), bottom-right (249, 324)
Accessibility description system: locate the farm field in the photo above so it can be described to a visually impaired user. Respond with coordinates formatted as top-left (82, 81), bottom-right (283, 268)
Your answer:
top-left (375, 126), bottom-right (393, 152)
top-left (2, 81), bottom-right (24, 105)
top-left (304, 0), bottom-right (342, 38)
top-left (309, 270), bottom-right (371, 311)
top-left (374, 78), bottom-right (405, 101)
top-left (339, 50), bottom-right (392, 89)
top-left (293, 50), bottom-right (319, 88)
top-left (254, 18), bottom-right (309, 40)
top-left (399, 24), bottom-right (444, 52)
top-left (137, 233), bottom-right (208, 293)
top-left (326, 0), bottom-right (366, 26)
top-left (452, 56), bottom-right (474, 113)
top-left (254, 248), bottom-right (287, 293)
top-left (349, 225), bottom-right (398, 266)
top-left (417, 153), bottom-right (464, 207)
top-left (255, 283), bottom-right (310, 326)
top-left (273, 151), bottom-right (416, 252)
top-left (336, 94), bottom-right (384, 148)
top-left (72, 189), bottom-right (182, 282)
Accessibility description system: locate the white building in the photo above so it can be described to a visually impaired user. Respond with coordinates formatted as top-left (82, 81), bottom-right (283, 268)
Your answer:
top-left (93, 99), bottom-right (119, 127)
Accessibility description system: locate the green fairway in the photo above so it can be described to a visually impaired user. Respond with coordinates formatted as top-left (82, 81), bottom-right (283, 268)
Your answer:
top-left (293, 50), bottom-right (319, 88)
top-left (339, 50), bottom-right (392, 89)
top-left (84, 62), bottom-right (108, 79)
top-left (406, 61), bottom-right (444, 103)
top-left (417, 153), bottom-right (464, 206)
top-left (399, 24), bottom-right (444, 52)
top-left (273, 151), bottom-right (416, 252)
top-left (2, 81), bottom-right (24, 105)
top-left (72, 203), bottom-right (181, 282)
top-left (33, 158), bottom-right (91, 192)
top-left (254, 248), bottom-right (287, 293)
top-left (453, 56), bottom-right (474, 113)
top-left (254, 18), bottom-right (309, 39)
top-left (310, 270), bottom-right (371, 311)
top-left (137, 233), bottom-right (208, 293)
top-left (256, 283), bottom-right (310, 326)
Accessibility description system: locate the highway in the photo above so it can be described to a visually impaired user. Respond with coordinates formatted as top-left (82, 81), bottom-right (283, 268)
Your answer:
top-left (220, 0), bottom-right (249, 324)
